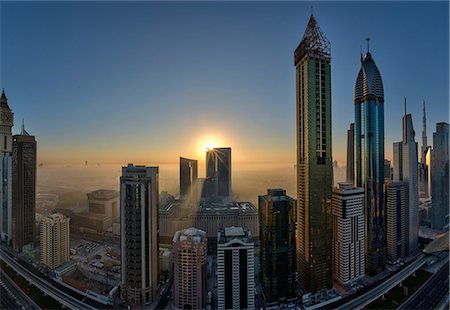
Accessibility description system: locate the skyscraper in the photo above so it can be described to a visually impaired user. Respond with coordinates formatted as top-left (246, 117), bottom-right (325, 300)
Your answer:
top-left (385, 181), bottom-right (407, 264)
top-left (332, 183), bottom-right (365, 286)
top-left (354, 43), bottom-right (386, 272)
top-left (0, 90), bottom-right (13, 244)
top-left (180, 157), bottom-right (198, 197)
top-left (259, 189), bottom-right (296, 305)
top-left (120, 164), bottom-right (159, 305)
top-left (431, 122), bottom-right (449, 230)
top-left (204, 147), bottom-right (231, 199)
top-left (217, 226), bottom-right (255, 310)
top-left (295, 13), bottom-right (333, 293)
top-left (419, 101), bottom-right (430, 197)
top-left (40, 213), bottom-right (70, 269)
top-left (346, 123), bottom-right (355, 184)
top-left (393, 98), bottom-right (419, 255)
top-left (172, 227), bottom-right (207, 310)
top-left (12, 122), bottom-right (36, 252)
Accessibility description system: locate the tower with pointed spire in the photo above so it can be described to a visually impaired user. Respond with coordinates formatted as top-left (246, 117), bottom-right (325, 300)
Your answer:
top-left (0, 90), bottom-right (14, 243)
top-left (295, 13), bottom-right (333, 292)
top-left (418, 101), bottom-right (430, 197)
top-left (354, 43), bottom-right (386, 272)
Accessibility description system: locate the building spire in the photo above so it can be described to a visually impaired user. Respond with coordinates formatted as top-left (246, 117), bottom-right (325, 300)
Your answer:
top-left (421, 100), bottom-right (428, 163)
top-left (403, 96), bottom-right (407, 143)
top-left (366, 38), bottom-right (370, 53)
top-left (20, 118), bottom-right (30, 136)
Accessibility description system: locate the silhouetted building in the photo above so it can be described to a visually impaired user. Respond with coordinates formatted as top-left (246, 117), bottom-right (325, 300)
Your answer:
top-left (12, 122), bottom-right (36, 252)
top-left (384, 159), bottom-right (392, 181)
top-left (295, 13), bottom-right (333, 292)
top-left (385, 181), bottom-right (407, 264)
top-left (180, 157), bottom-right (198, 197)
top-left (120, 164), bottom-right (159, 305)
top-left (204, 148), bottom-right (231, 199)
top-left (87, 189), bottom-right (119, 219)
top-left (354, 43), bottom-right (386, 272)
top-left (346, 123), bottom-right (355, 184)
top-left (0, 90), bottom-right (13, 243)
top-left (217, 226), bottom-right (254, 310)
top-left (419, 101), bottom-right (430, 197)
top-left (172, 228), bottom-right (207, 310)
top-left (332, 183), bottom-right (365, 286)
top-left (259, 189), bottom-right (297, 306)
top-left (431, 122), bottom-right (449, 230)
top-left (40, 213), bottom-right (70, 269)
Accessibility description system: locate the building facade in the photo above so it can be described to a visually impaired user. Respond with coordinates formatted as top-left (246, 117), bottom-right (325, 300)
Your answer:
top-left (120, 164), bottom-right (159, 305)
top-left (385, 181), bottom-right (407, 264)
top-left (419, 101), bottom-right (430, 198)
top-left (204, 147), bottom-right (231, 199)
top-left (12, 123), bottom-right (37, 252)
top-left (87, 189), bottom-right (119, 219)
top-left (295, 14), bottom-right (333, 292)
top-left (346, 123), bottom-right (355, 184)
top-left (354, 46), bottom-right (386, 272)
top-left (332, 183), bottom-right (365, 286)
top-left (172, 227), bottom-right (207, 310)
top-left (431, 122), bottom-right (449, 230)
top-left (217, 226), bottom-right (255, 310)
top-left (259, 189), bottom-right (296, 305)
top-left (180, 157), bottom-right (198, 197)
top-left (0, 90), bottom-right (13, 243)
top-left (40, 213), bottom-right (70, 269)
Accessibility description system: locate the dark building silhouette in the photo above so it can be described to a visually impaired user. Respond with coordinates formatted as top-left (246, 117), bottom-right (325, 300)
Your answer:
top-left (203, 147), bottom-right (231, 199)
top-left (12, 122), bottom-right (36, 252)
top-left (179, 157), bottom-right (198, 197)
top-left (346, 123), bottom-right (355, 184)
top-left (259, 189), bottom-right (296, 305)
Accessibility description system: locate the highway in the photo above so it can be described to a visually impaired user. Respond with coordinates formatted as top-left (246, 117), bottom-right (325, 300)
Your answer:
top-left (0, 247), bottom-right (99, 310)
top-left (334, 254), bottom-right (428, 310)
top-left (0, 269), bottom-right (40, 309)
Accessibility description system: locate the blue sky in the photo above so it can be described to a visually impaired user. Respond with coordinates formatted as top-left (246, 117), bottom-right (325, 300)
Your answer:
top-left (1, 1), bottom-right (448, 165)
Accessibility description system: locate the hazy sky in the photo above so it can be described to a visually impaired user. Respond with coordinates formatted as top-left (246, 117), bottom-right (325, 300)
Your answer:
top-left (1, 1), bottom-right (448, 165)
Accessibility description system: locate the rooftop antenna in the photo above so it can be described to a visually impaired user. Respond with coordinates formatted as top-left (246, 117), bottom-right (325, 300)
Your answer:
top-left (311, 6), bottom-right (313, 15)
top-left (366, 38), bottom-right (370, 53)
top-left (403, 96), bottom-right (407, 142)
top-left (360, 45), bottom-right (363, 62)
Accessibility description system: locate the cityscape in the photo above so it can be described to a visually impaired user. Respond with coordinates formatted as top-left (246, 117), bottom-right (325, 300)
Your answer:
top-left (0, 2), bottom-right (449, 310)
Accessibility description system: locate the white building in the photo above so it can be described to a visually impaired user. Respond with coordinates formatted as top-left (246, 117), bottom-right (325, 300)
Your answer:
top-left (217, 226), bottom-right (254, 310)
top-left (120, 164), bottom-right (159, 305)
top-left (40, 213), bottom-right (70, 269)
top-left (332, 183), bottom-right (365, 286)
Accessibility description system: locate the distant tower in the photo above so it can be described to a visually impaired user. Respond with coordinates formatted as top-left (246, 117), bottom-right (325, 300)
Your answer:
top-left (217, 226), bottom-right (255, 310)
top-left (332, 183), bottom-right (365, 286)
top-left (385, 181), bottom-right (407, 264)
top-left (354, 41), bottom-right (386, 272)
top-left (421, 101), bottom-right (428, 163)
top-left (120, 164), bottom-right (159, 305)
top-left (259, 189), bottom-right (297, 306)
top-left (40, 213), bottom-right (70, 269)
top-left (172, 227), bottom-right (207, 310)
top-left (295, 13), bottom-right (333, 292)
top-left (179, 157), bottom-right (198, 197)
top-left (12, 121), bottom-right (37, 252)
top-left (346, 123), bottom-right (355, 184)
top-left (419, 101), bottom-right (430, 197)
top-left (204, 147), bottom-right (231, 199)
top-left (431, 122), bottom-right (449, 230)
top-left (0, 90), bottom-right (13, 243)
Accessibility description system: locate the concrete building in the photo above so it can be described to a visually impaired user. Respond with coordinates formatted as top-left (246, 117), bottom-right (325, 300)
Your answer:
top-left (87, 189), bottom-right (119, 219)
top-left (180, 157), bottom-right (198, 197)
top-left (354, 42), bottom-right (386, 272)
top-left (385, 181), bottom-right (407, 264)
top-left (295, 13), bottom-right (333, 292)
top-left (120, 164), bottom-right (159, 305)
top-left (0, 90), bottom-right (13, 244)
top-left (332, 183), bottom-right (365, 286)
top-left (217, 226), bottom-right (254, 310)
top-left (259, 189), bottom-right (297, 305)
top-left (204, 147), bottom-right (231, 199)
top-left (431, 122), bottom-right (449, 230)
top-left (12, 122), bottom-right (37, 252)
top-left (40, 213), bottom-right (70, 269)
top-left (346, 123), bottom-right (355, 184)
top-left (172, 228), bottom-right (207, 310)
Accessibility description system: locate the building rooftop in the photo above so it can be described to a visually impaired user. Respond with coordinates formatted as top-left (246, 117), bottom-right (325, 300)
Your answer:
top-left (87, 189), bottom-right (119, 200)
top-left (199, 201), bottom-right (256, 214)
top-left (173, 227), bottom-right (207, 244)
top-left (354, 49), bottom-right (384, 103)
top-left (218, 226), bottom-right (252, 244)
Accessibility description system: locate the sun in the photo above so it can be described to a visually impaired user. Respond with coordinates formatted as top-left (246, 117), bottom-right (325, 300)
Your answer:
top-left (196, 136), bottom-right (225, 158)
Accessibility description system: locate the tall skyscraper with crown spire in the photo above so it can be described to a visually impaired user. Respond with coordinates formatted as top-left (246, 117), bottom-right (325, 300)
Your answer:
top-left (354, 43), bottom-right (386, 272)
top-left (0, 90), bottom-right (14, 244)
top-left (295, 14), bottom-right (333, 292)
top-left (419, 101), bottom-right (430, 197)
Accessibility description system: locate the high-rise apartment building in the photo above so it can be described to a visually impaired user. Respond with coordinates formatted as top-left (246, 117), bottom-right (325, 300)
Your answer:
top-left (332, 183), bottom-right (365, 286)
top-left (172, 227), bottom-right (207, 310)
top-left (180, 157), bottom-right (198, 197)
top-left (385, 181), bottom-right (407, 264)
top-left (431, 122), bottom-right (449, 230)
top-left (259, 189), bottom-right (296, 305)
top-left (217, 226), bottom-right (255, 310)
top-left (120, 164), bottom-right (159, 305)
top-left (40, 213), bottom-right (70, 269)
top-left (0, 90), bottom-right (13, 244)
top-left (354, 44), bottom-right (386, 272)
top-left (204, 147), bottom-right (231, 199)
top-left (346, 123), bottom-right (355, 184)
top-left (12, 123), bottom-right (36, 252)
top-left (295, 13), bottom-right (333, 292)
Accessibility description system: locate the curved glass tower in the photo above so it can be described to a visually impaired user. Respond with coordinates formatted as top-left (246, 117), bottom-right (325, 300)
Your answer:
top-left (354, 50), bottom-right (385, 272)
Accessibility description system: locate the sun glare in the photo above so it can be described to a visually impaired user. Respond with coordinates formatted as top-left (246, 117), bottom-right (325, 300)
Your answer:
top-left (196, 136), bottom-right (225, 159)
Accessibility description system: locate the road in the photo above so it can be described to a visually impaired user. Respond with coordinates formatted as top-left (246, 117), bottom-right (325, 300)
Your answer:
top-left (0, 247), bottom-right (100, 310)
top-left (334, 254), bottom-right (428, 310)
top-left (0, 269), bottom-right (40, 309)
